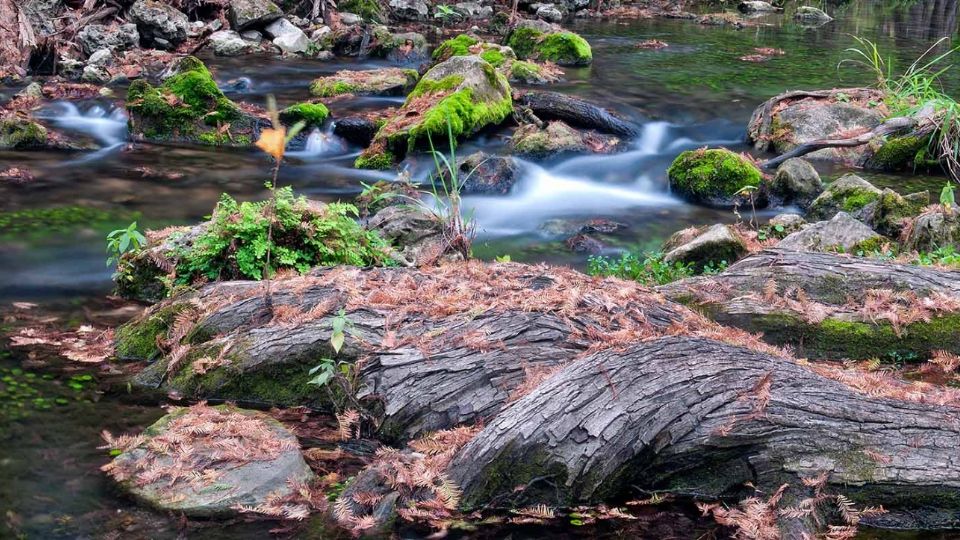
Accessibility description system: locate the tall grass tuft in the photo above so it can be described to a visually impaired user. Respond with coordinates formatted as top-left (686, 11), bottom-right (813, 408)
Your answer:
top-left (418, 118), bottom-right (476, 261)
top-left (841, 36), bottom-right (960, 180)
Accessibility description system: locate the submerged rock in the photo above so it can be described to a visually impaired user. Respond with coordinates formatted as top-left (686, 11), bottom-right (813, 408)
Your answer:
top-left (128, 0), bottom-right (190, 50)
top-left (126, 56), bottom-right (261, 146)
top-left (309, 68), bottom-right (419, 97)
top-left (356, 55), bottom-right (512, 169)
top-left (794, 6), bottom-right (832, 24)
top-left (103, 404), bottom-right (313, 518)
top-left (770, 157), bottom-right (823, 209)
top-left (279, 102), bottom-right (330, 128)
top-left (663, 224), bottom-right (747, 269)
top-left (777, 212), bottom-right (880, 253)
top-left (506, 22), bottom-right (592, 66)
top-left (667, 148), bottom-right (763, 208)
top-left (510, 120), bottom-right (619, 158)
top-left (565, 233), bottom-right (605, 254)
top-left (77, 23), bottom-right (140, 56)
top-left (228, 0), bottom-right (283, 30)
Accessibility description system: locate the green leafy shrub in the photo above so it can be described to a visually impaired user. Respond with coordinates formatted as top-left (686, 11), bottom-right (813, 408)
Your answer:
top-left (587, 252), bottom-right (726, 286)
top-left (175, 187), bottom-right (394, 283)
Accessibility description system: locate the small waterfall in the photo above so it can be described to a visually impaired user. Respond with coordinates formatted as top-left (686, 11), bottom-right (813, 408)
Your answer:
top-left (40, 102), bottom-right (128, 147)
top-left (287, 126), bottom-right (349, 158)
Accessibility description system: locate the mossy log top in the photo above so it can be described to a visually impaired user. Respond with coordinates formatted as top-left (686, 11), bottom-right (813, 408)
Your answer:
top-left (309, 68), bottom-right (419, 98)
top-left (117, 262), bottom-right (691, 439)
top-left (659, 247), bottom-right (960, 360)
top-left (449, 336), bottom-right (960, 530)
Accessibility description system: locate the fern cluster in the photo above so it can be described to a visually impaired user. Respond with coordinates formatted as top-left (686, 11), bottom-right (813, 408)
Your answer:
top-left (175, 187), bottom-right (394, 283)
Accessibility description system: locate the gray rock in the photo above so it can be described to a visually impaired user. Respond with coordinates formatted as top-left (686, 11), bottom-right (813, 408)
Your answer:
top-left (777, 212), bottom-right (880, 253)
top-left (76, 23), bottom-right (140, 56)
top-left (456, 152), bottom-right (522, 195)
top-left (107, 405), bottom-right (313, 518)
top-left (228, 0), bottom-right (282, 30)
top-left (771, 158), bottom-right (823, 209)
top-left (57, 58), bottom-right (85, 80)
top-left (310, 26), bottom-right (331, 41)
top-left (453, 2), bottom-right (486, 18)
top-left (795, 6), bottom-right (832, 24)
top-left (339, 12), bottom-right (363, 24)
top-left (769, 213), bottom-right (807, 234)
top-left (738, 0), bottom-right (780, 12)
top-left (240, 29), bottom-right (263, 42)
top-left (265, 18), bottom-right (310, 53)
top-left (774, 101), bottom-right (883, 162)
top-left (81, 64), bottom-right (111, 84)
top-left (511, 121), bottom-right (619, 158)
top-left (388, 0), bottom-right (431, 20)
top-left (663, 224), bottom-right (748, 269)
top-left (210, 30), bottom-right (252, 56)
top-left (565, 233), bottom-right (605, 254)
top-left (537, 5), bottom-right (564, 22)
top-left (806, 173), bottom-right (881, 221)
top-left (16, 82), bottom-right (43, 99)
top-left (368, 205), bottom-right (461, 266)
top-left (128, 0), bottom-right (189, 50)
top-left (902, 205), bottom-right (960, 253)
top-left (87, 48), bottom-right (114, 67)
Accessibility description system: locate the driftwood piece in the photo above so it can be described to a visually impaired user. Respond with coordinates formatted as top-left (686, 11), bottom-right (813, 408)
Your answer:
top-left (759, 116), bottom-right (917, 169)
top-left (450, 336), bottom-right (960, 530)
top-left (514, 91), bottom-right (639, 137)
top-left (658, 248), bottom-right (960, 360)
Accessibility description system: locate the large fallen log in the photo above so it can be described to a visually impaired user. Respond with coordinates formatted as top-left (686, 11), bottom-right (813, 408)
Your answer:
top-left (513, 91), bottom-right (639, 137)
top-left (658, 247), bottom-right (960, 361)
top-left (449, 336), bottom-right (960, 530)
top-left (119, 262), bottom-right (689, 440)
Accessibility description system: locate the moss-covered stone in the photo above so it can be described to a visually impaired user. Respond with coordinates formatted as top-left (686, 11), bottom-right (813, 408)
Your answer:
top-left (667, 148), bottom-right (762, 207)
top-left (868, 188), bottom-right (928, 238)
top-left (507, 27), bottom-right (592, 66)
top-left (432, 34), bottom-right (479, 62)
top-left (126, 56), bottom-right (254, 146)
top-left (869, 135), bottom-right (929, 171)
top-left (279, 102), bottom-right (330, 128)
top-left (0, 118), bottom-right (48, 149)
top-left (309, 68), bottom-right (419, 98)
top-left (354, 146), bottom-right (397, 170)
top-left (806, 174), bottom-right (881, 221)
top-left (357, 55), bottom-right (513, 168)
top-left (508, 60), bottom-right (560, 84)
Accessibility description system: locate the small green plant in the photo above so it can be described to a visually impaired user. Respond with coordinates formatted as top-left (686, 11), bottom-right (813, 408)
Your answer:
top-left (495, 254), bottom-right (512, 263)
top-left (434, 4), bottom-right (457, 23)
top-left (941, 182), bottom-right (956, 206)
top-left (915, 246), bottom-right (960, 267)
top-left (588, 251), bottom-right (727, 285)
top-left (106, 222), bottom-right (147, 269)
top-left (757, 223), bottom-right (786, 242)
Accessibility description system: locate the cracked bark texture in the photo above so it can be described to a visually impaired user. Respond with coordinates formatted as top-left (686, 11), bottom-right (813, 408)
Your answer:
top-left (450, 336), bottom-right (960, 529)
top-left (123, 265), bottom-right (688, 441)
top-left (658, 248), bottom-right (960, 360)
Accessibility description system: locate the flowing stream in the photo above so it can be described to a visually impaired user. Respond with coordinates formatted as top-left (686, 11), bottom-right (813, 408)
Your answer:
top-left (1, 1), bottom-right (959, 537)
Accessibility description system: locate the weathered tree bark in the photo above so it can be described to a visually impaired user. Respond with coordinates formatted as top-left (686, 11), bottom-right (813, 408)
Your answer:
top-left (514, 91), bottom-right (639, 137)
top-left (0, 0), bottom-right (33, 77)
top-left (121, 264), bottom-right (689, 440)
top-left (658, 248), bottom-right (960, 360)
top-left (450, 336), bottom-right (960, 530)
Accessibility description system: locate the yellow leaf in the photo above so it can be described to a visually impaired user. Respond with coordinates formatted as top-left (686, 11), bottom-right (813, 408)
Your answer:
top-left (255, 127), bottom-right (286, 160)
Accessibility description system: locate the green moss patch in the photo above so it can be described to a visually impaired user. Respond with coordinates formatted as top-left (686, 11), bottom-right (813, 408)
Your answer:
top-left (432, 34), bottom-right (479, 62)
top-left (507, 28), bottom-right (592, 66)
top-left (309, 68), bottom-right (419, 98)
top-left (279, 102), bottom-right (330, 128)
top-left (667, 148), bottom-right (762, 204)
top-left (0, 118), bottom-right (47, 149)
top-left (870, 135), bottom-right (929, 170)
top-left (114, 304), bottom-right (188, 361)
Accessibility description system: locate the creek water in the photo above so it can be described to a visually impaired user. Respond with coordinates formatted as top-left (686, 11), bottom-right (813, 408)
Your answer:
top-left (1, 1), bottom-right (959, 537)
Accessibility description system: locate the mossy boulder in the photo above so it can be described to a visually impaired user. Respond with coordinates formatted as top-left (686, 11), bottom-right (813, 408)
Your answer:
top-left (355, 55), bottom-right (513, 168)
top-left (864, 189), bottom-right (929, 238)
top-left (0, 118), bottom-right (48, 149)
top-left (432, 35), bottom-right (516, 68)
top-left (279, 102), bottom-right (330, 128)
top-left (806, 174), bottom-right (882, 221)
top-left (777, 212), bottom-right (881, 253)
top-left (126, 56), bottom-right (260, 146)
top-left (309, 68), bottom-right (419, 97)
top-left (667, 148), bottom-right (763, 208)
top-left (506, 24), bottom-right (592, 66)
top-left (370, 28), bottom-right (429, 65)
top-left (866, 135), bottom-right (931, 171)
top-left (510, 120), bottom-right (619, 158)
